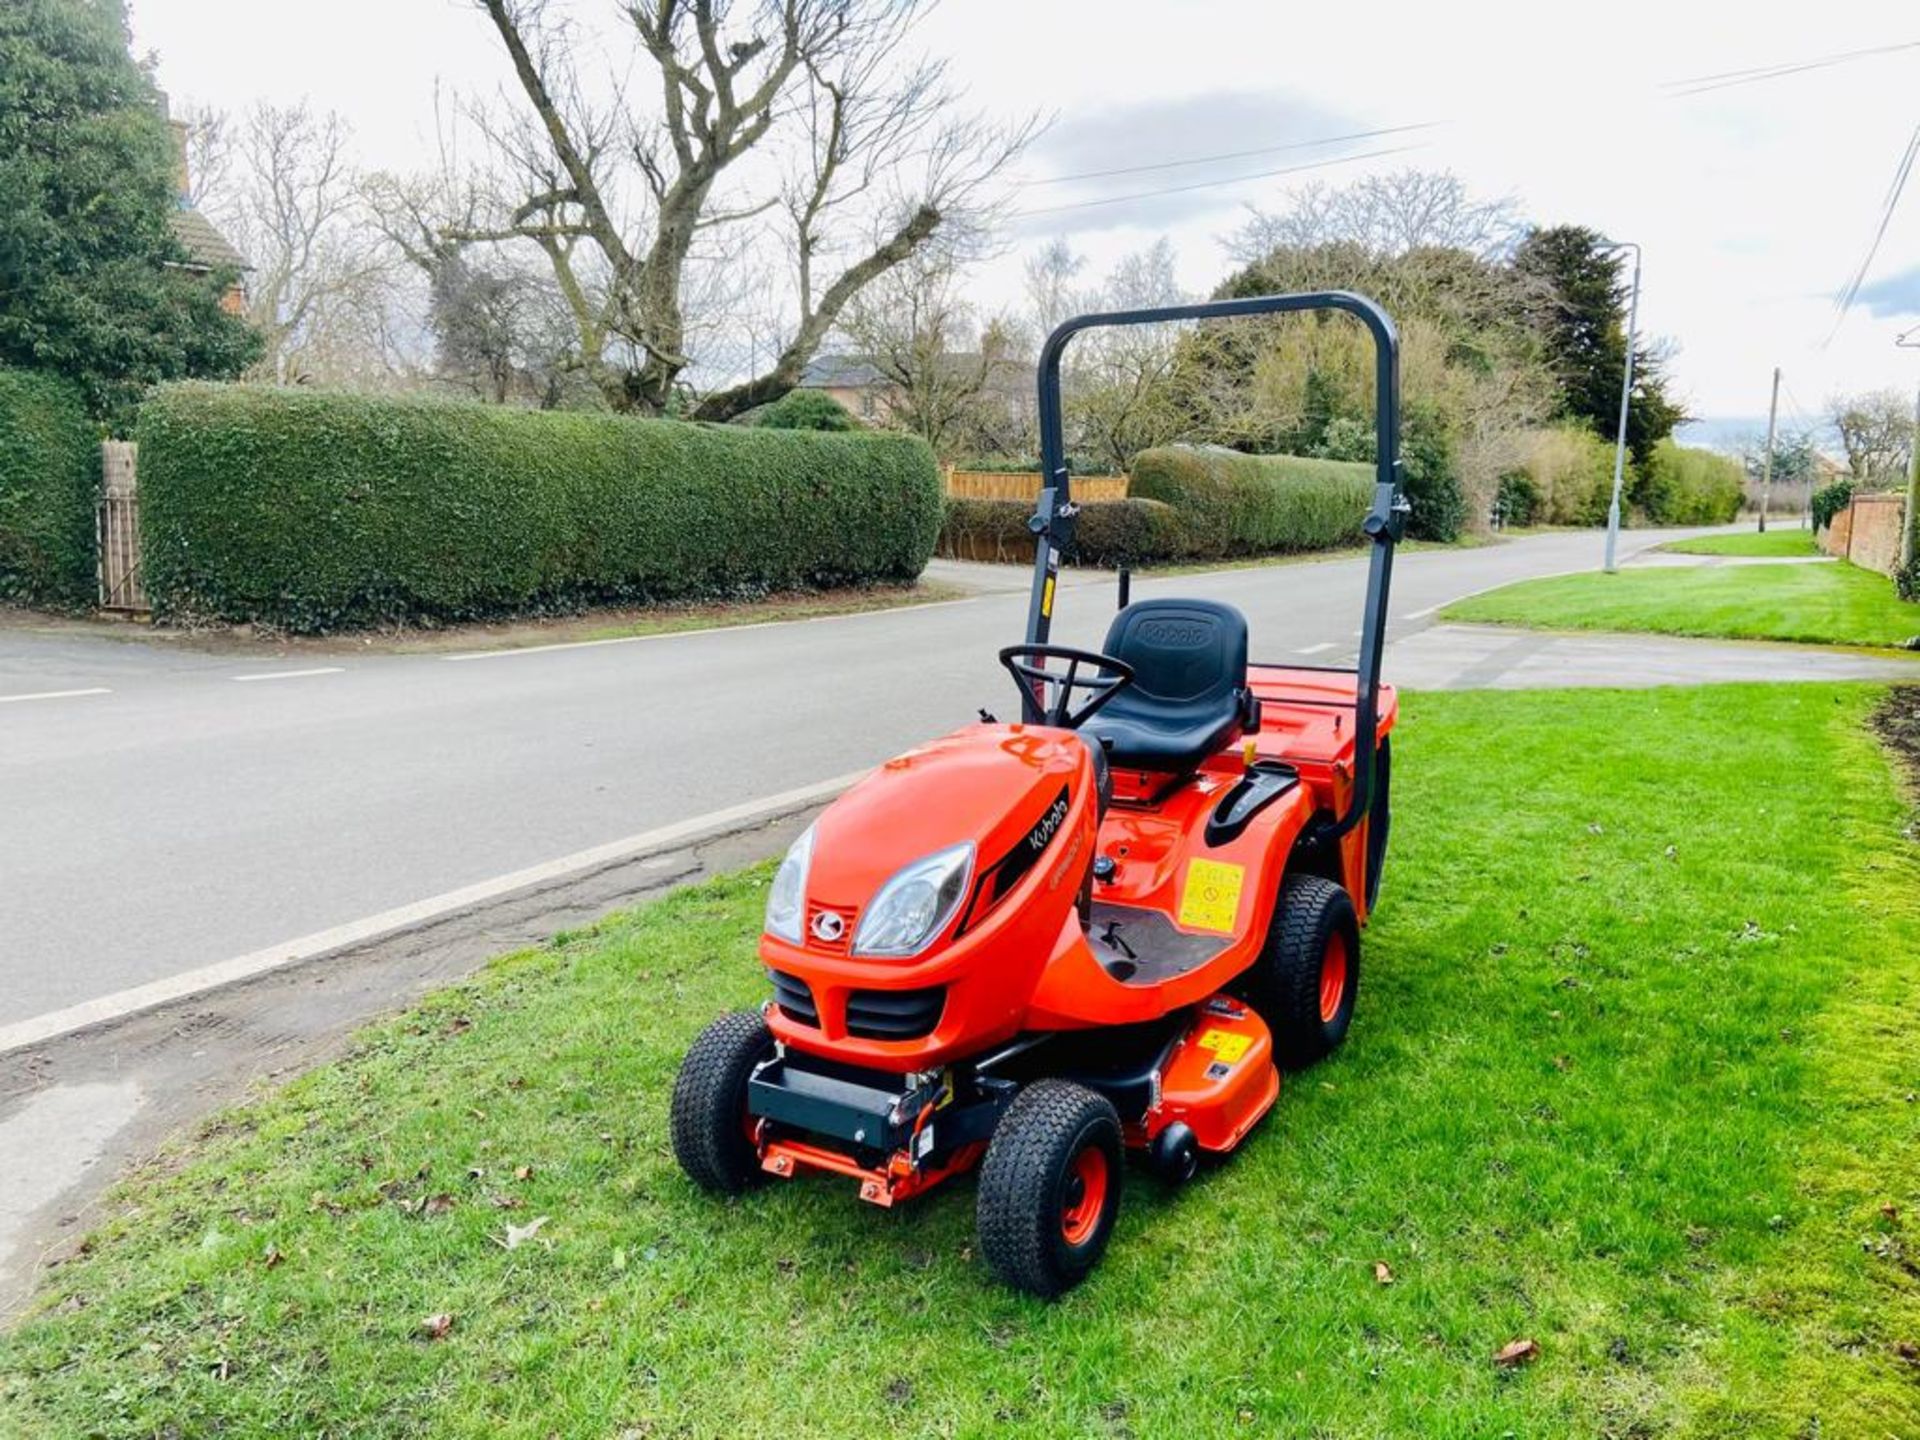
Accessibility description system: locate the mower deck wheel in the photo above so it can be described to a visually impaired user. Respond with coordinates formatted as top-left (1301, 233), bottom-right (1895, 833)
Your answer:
top-left (670, 1010), bottom-right (774, 1194)
top-left (977, 1080), bottom-right (1124, 1298)
top-left (1243, 874), bottom-right (1360, 1070)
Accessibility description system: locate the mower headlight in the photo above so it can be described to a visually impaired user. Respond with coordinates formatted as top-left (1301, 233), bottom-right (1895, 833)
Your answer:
top-left (853, 843), bottom-right (974, 958)
top-left (764, 824), bottom-right (815, 943)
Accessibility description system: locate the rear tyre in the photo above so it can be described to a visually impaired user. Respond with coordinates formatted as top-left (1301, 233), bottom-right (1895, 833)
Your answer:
top-left (1243, 874), bottom-right (1360, 1070)
top-left (670, 1010), bottom-right (773, 1194)
top-left (977, 1080), bottom-right (1123, 1298)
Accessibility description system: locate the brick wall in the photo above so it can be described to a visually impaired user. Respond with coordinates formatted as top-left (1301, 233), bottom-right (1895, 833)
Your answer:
top-left (1844, 492), bottom-right (1908, 577)
top-left (1820, 503), bottom-right (1853, 558)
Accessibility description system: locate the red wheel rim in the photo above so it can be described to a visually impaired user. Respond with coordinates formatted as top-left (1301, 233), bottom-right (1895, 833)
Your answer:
top-left (1319, 931), bottom-right (1350, 1024)
top-left (1060, 1145), bottom-right (1110, 1246)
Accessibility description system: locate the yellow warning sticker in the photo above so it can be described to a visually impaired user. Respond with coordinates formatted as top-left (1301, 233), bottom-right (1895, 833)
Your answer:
top-left (1196, 1028), bottom-right (1252, 1064)
top-left (1178, 858), bottom-right (1245, 933)
top-left (1041, 574), bottom-right (1056, 616)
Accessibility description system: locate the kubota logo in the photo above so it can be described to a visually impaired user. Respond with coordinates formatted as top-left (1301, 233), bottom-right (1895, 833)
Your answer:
top-left (1138, 618), bottom-right (1209, 646)
top-left (1028, 792), bottom-right (1070, 853)
top-left (809, 910), bottom-right (845, 942)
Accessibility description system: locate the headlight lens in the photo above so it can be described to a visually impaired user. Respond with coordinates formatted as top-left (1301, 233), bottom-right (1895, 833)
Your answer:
top-left (853, 843), bottom-right (974, 958)
top-left (764, 824), bottom-right (814, 943)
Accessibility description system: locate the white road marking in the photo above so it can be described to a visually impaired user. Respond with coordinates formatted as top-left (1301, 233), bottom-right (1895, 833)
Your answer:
top-left (1297, 642), bottom-right (1337, 655)
top-left (442, 596), bottom-right (981, 662)
top-left (1401, 605), bottom-right (1438, 620)
top-left (231, 667), bottom-right (345, 683)
top-left (0, 687), bottom-right (110, 705)
top-left (0, 768), bottom-right (868, 1057)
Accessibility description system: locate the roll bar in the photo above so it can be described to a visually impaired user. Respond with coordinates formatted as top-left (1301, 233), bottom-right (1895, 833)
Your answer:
top-left (1025, 289), bottom-right (1407, 842)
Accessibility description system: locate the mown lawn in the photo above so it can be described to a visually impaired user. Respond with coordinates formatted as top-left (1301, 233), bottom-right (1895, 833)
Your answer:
top-left (1659, 530), bottom-right (1821, 558)
top-left (4, 686), bottom-right (1920, 1438)
top-left (1446, 561), bottom-right (1920, 648)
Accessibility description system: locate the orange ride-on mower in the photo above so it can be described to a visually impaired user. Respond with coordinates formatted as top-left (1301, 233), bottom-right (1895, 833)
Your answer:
top-left (671, 290), bottom-right (1409, 1297)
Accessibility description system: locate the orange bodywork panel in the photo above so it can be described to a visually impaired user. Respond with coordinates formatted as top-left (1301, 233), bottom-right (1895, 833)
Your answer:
top-left (761, 665), bottom-right (1396, 1073)
top-left (1137, 996), bottom-right (1280, 1153)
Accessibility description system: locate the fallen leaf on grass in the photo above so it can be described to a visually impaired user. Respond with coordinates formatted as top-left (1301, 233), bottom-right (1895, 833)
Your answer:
top-left (421, 1193), bottom-right (456, 1218)
top-left (419, 1312), bottom-right (455, 1341)
top-left (514, 1165), bottom-right (535, 1182)
top-left (488, 1194), bottom-right (523, 1211)
top-left (262, 1246), bottom-right (285, 1270)
top-left (444, 1015), bottom-right (473, 1036)
top-left (498, 1216), bottom-right (550, 1251)
top-left (1373, 1261), bottom-right (1394, 1286)
top-left (1882, 1203), bottom-right (1901, 1222)
top-left (1494, 1338), bottom-right (1540, 1368)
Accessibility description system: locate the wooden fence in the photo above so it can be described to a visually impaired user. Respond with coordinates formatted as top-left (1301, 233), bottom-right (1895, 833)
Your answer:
top-left (943, 467), bottom-right (1129, 503)
top-left (97, 440), bottom-right (147, 613)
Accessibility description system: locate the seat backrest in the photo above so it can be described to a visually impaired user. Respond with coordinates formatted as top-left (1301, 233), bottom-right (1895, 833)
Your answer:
top-left (1101, 599), bottom-right (1248, 706)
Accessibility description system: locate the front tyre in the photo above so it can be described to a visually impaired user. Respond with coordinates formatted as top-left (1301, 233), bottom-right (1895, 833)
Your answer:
top-left (977, 1080), bottom-right (1123, 1298)
top-left (670, 1010), bottom-right (773, 1194)
top-left (1244, 874), bottom-right (1360, 1070)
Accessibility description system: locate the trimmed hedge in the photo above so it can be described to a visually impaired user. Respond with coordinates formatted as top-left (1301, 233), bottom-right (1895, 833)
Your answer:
top-left (939, 497), bottom-right (1180, 567)
top-left (1129, 446), bottom-right (1373, 558)
top-left (1644, 439), bottom-right (1743, 525)
top-left (137, 385), bottom-right (940, 631)
top-left (0, 367), bottom-right (99, 608)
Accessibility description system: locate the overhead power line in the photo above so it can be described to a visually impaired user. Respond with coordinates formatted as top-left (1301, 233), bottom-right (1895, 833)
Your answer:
top-left (1826, 121), bottom-right (1920, 345)
top-left (1662, 38), bottom-right (1920, 97)
top-left (1020, 122), bottom-right (1440, 188)
top-left (1012, 143), bottom-right (1428, 219)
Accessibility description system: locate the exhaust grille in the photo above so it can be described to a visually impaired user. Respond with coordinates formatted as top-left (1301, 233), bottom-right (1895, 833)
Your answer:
top-left (845, 986), bottom-right (945, 1041)
top-left (767, 970), bottom-right (818, 1027)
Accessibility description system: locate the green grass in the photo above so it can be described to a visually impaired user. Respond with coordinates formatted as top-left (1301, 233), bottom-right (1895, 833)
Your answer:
top-left (1446, 562), bottom-right (1920, 649)
top-left (5, 685), bottom-right (1920, 1438)
top-left (1659, 530), bottom-right (1821, 558)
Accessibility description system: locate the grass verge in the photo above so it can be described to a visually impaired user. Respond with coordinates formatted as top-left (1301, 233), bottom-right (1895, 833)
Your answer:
top-left (1658, 531), bottom-right (1820, 558)
top-left (1445, 562), bottom-right (1920, 649)
top-left (4, 685), bottom-right (1919, 1437)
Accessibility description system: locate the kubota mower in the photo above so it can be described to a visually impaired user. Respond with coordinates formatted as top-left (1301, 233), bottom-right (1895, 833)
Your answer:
top-left (671, 290), bottom-right (1407, 1296)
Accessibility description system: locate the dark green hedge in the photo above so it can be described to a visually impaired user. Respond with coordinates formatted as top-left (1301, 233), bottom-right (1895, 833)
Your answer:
top-left (137, 386), bottom-right (941, 631)
top-left (939, 497), bottom-right (1180, 567)
top-left (1129, 446), bottom-right (1373, 558)
top-left (0, 367), bottom-right (98, 608)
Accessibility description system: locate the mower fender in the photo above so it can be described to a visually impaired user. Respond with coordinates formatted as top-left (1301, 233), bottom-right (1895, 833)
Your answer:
top-left (1140, 995), bottom-right (1279, 1153)
top-left (1024, 784), bottom-right (1313, 1029)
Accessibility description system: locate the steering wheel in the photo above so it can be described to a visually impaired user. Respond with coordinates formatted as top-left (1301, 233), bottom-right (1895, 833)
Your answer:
top-left (997, 645), bottom-right (1135, 729)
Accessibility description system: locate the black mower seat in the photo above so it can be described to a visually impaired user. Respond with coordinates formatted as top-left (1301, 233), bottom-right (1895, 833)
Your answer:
top-left (1083, 599), bottom-right (1252, 774)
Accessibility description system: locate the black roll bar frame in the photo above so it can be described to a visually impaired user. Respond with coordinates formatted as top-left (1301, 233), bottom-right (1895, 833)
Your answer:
top-left (1024, 289), bottom-right (1407, 841)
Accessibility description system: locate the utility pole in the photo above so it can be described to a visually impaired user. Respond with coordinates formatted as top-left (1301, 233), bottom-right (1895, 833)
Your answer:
top-left (1602, 240), bottom-right (1641, 574)
top-left (1758, 366), bottom-right (1780, 534)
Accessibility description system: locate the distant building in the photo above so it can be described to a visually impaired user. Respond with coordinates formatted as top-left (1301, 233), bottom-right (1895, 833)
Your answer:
top-left (161, 102), bottom-right (248, 316)
top-left (797, 355), bottom-right (894, 422)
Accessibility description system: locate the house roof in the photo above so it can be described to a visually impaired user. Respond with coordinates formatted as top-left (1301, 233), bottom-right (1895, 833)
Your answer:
top-left (168, 206), bottom-right (248, 273)
top-left (799, 354), bottom-right (886, 389)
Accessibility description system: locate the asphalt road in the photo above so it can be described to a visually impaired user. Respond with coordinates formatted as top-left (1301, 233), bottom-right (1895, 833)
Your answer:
top-left (0, 525), bottom-right (1865, 1029)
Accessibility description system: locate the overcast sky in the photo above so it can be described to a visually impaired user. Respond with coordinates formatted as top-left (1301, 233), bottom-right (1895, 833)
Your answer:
top-left (130, 0), bottom-right (1920, 434)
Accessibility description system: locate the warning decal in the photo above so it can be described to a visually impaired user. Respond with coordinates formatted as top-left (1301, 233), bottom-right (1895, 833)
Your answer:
top-left (1197, 1028), bottom-right (1253, 1065)
top-left (1177, 858), bottom-right (1245, 934)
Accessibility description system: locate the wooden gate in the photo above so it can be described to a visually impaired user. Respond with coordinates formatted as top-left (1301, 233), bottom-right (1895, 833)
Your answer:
top-left (98, 440), bottom-right (148, 612)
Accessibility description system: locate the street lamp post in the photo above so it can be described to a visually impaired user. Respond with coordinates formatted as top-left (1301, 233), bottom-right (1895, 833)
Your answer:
top-left (1602, 240), bottom-right (1642, 574)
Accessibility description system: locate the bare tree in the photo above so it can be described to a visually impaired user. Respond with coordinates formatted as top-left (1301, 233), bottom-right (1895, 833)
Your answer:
top-left (1229, 169), bottom-right (1525, 264)
top-left (839, 247), bottom-right (1022, 460)
top-left (453, 0), bottom-right (1035, 419)
top-left (1827, 388), bottom-right (1914, 481)
top-left (200, 103), bottom-right (409, 386)
top-left (1068, 240), bottom-right (1192, 473)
